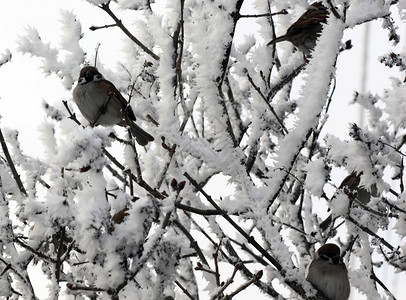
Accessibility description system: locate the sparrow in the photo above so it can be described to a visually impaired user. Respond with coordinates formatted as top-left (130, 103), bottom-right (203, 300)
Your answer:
top-left (319, 172), bottom-right (378, 231)
top-left (72, 66), bottom-right (154, 146)
top-left (306, 243), bottom-right (350, 300)
top-left (267, 2), bottom-right (329, 56)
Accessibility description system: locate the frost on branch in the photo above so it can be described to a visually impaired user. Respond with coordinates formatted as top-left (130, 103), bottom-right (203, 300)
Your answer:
top-left (0, 49), bottom-right (12, 67)
top-left (17, 10), bottom-right (84, 89)
top-left (1, 1), bottom-right (406, 299)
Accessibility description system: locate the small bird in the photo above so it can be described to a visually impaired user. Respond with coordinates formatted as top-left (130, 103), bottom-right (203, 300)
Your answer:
top-left (72, 66), bottom-right (154, 146)
top-left (306, 243), bottom-right (350, 300)
top-left (267, 2), bottom-right (329, 56)
top-left (319, 172), bottom-right (378, 231)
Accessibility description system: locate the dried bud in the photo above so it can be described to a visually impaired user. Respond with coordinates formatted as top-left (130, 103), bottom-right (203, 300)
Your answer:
top-left (171, 178), bottom-right (178, 189)
top-left (178, 181), bottom-right (186, 191)
top-left (162, 142), bottom-right (170, 150)
top-left (144, 61), bottom-right (153, 67)
top-left (80, 165), bottom-right (91, 172)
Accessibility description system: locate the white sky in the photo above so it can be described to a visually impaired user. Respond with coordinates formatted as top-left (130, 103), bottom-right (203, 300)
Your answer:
top-left (0, 1), bottom-right (405, 299)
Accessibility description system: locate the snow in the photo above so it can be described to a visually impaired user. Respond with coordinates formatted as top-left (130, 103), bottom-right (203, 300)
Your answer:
top-left (304, 159), bottom-right (328, 197)
top-left (346, 1), bottom-right (391, 28)
top-left (266, 13), bottom-right (345, 203)
top-left (330, 192), bottom-right (350, 218)
top-left (383, 78), bottom-right (406, 128)
top-left (0, 49), bottom-right (11, 66)
top-left (1, 0), bottom-right (406, 299)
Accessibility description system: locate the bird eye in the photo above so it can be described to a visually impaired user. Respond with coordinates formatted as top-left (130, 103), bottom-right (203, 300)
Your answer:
top-left (85, 71), bottom-right (93, 80)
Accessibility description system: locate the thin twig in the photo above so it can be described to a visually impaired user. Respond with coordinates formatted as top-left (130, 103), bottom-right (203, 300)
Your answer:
top-left (14, 238), bottom-right (56, 263)
top-left (184, 172), bottom-right (283, 271)
top-left (380, 140), bottom-right (406, 158)
top-left (55, 228), bottom-right (66, 282)
top-left (247, 72), bottom-right (288, 134)
top-left (267, 63), bottom-right (306, 99)
top-left (228, 238), bottom-right (268, 266)
top-left (175, 202), bottom-right (220, 215)
top-left (382, 197), bottom-right (406, 214)
top-left (370, 270), bottom-right (397, 300)
top-left (172, 219), bottom-right (209, 266)
top-left (0, 127), bottom-right (27, 196)
top-left (155, 93), bottom-right (197, 189)
top-left (100, 2), bottom-right (159, 61)
top-left (347, 215), bottom-right (395, 250)
top-left (66, 283), bottom-right (106, 292)
top-left (62, 100), bottom-right (81, 125)
top-left (219, 87), bottom-right (238, 147)
top-left (94, 43), bottom-right (101, 67)
top-left (175, 280), bottom-right (196, 300)
top-left (213, 236), bottom-right (223, 287)
top-left (194, 263), bottom-right (217, 276)
top-left (217, 0), bottom-right (244, 88)
top-left (222, 239), bottom-right (281, 298)
top-left (224, 270), bottom-right (263, 299)
top-left (210, 263), bottom-right (241, 300)
top-left (326, 0), bottom-right (342, 19)
top-left (102, 147), bottom-right (164, 199)
top-left (239, 9), bottom-right (287, 18)
top-left (89, 23), bottom-right (117, 31)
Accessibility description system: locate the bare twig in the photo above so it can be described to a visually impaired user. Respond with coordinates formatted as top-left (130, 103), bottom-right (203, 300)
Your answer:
top-left (224, 270), bottom-right (263, 299)
top-left (217, 0), bottom-right (244, 88)
top-left (94, 43), bottom-right (101, 67)
top-left (194, 263), bottom-right (217, 276)
top-left (0, 127), bottom-right (27, 196)
top-left (219, 87), bottom-right (238, 147)
top-left (155, 93), bottom-right (197, 189)
top-left (247, 72), bottom-right (288, 134)
top-left (62, 100), bottom-right (81, 125)
top-left (66, 283), bottom-right (106, 292)
top-left (175, 202), bottom-right (220, 215)
top-left (55, 228), bottom-right (66, 282)
top-left (326, 0), bottom-right (341, 19)
top-left (102, 147), bottom-right (164, 199)
top-left (175, 280), bottom-right (196, 300)
top-left (239, 9), bottom-right (287, 18)
top-left (347, 215), bottom-right (395, 250)
top-left (222, 239), bottom-right (281, 298)
top-left (173, 219), bottom-right (209, 266)
top-left (0, 257), bottom-right (37, 297)
top-left (213, 236), bottom-right (224, 286)
top-left (14, 238), bottom-right (56, 263)
top-left (89, 23), bottom-right (117, 31)
top-left (370, 270), bottom-right (397, 300)
top-left (228, 237), bottom-right (268, 266)
top-left (267, 63), bottom-right (306, 99)
top-left (184, 172), bottom-right (283, 271)
top-left (210, 263), bottom-right (241, 300)
top-left (99, 2), bottom-right (159, 61)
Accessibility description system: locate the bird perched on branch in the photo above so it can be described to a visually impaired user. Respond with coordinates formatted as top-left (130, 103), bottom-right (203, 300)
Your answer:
top-left (73, 66), bottom-right (154, 146)
top-left (306, 243), bottom-right (350, 300)
top-left (319, 172), bottom-right (378, 231)
top-left (267, 1), bottom-right (329, 56)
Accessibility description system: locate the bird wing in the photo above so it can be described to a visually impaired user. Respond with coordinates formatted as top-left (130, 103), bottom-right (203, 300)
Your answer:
top-left (102, 79), bottom-right (137, 122)
top-left (286, 2), bottom-right (328, 37)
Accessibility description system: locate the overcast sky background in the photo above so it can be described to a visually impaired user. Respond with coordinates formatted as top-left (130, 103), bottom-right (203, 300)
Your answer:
top-left (0, 1), bottom-right (405, 299)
